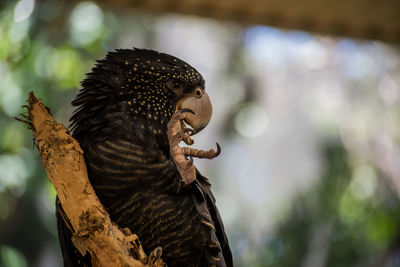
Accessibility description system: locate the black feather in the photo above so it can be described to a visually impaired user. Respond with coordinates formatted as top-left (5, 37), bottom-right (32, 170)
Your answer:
top-left (57, 48), bottom-right (232, 266)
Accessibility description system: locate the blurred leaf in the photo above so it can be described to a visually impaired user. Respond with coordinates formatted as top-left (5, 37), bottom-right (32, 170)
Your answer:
top-left (365, 212), bottom-right (397, 247)
top-left (1, 121), bottom-right (25, 153)
top-left (50, 47), bottom-right (85, 90)
top-left (1, 245), bottom-right (27, 267)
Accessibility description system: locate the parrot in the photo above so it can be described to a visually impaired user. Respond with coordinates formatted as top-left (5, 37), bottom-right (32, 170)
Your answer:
top-left (55, 48), bottom-right (233, 267)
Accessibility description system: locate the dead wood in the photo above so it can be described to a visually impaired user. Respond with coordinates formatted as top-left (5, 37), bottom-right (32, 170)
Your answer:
top-left (20, 92), bottom-right (165, 267)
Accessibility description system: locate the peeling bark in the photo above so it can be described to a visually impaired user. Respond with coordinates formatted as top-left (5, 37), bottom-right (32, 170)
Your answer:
top-left (20, 92), bottom-right (165, 267)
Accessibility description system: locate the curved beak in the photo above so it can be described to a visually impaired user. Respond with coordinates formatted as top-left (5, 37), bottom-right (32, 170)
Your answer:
top-left (176, 91), bottom-right (213, 135)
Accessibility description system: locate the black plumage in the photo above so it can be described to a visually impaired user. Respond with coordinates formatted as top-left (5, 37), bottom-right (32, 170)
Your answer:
top-left (56, 48), bottom-right (233, 266)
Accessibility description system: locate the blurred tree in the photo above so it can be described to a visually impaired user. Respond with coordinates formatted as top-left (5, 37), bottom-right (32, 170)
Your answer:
top-left (250, 141), bottom-right (400, 267)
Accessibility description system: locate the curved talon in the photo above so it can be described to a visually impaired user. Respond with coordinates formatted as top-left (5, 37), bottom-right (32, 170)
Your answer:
top-left (178, 108), bottom-right (195, 115)
top-left (184, 128), bottom-right (194, 136)
top-left (174, 131), bottom-right (190, 145)
top-left (215, 143), bottom-right (221, 157)
top-left (186, 155), bottom-right (193, 169)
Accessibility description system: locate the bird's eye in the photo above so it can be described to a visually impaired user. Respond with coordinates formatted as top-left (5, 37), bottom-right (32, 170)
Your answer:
top-left (173, 81), bottom-right (181, 89)
top-left (195, 88), bottom-right (203, 98)
top-left (167, 80), bottom-right (182, 92)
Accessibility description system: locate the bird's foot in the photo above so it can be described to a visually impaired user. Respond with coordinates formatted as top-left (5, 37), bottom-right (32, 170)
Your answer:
top-left (168, 109), bottom-right (197, 184)
top-left (167, 110), bottom-right (221, 184)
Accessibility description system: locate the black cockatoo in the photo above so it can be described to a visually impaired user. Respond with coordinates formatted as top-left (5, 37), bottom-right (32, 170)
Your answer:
top-left (56, 48), bottom-right (233, 267)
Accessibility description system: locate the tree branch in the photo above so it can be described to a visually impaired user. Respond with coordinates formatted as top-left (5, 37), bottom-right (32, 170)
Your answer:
top-left (21, 92), bottom-right (165, 267)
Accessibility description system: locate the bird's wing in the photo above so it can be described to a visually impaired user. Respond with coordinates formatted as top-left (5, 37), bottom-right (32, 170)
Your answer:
top-left (55, 197), bottom-right (91, 267)
top-left (194, 170), bottom-right (233, 267)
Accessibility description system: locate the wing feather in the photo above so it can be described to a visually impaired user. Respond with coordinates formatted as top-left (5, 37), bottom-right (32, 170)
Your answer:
top-left (194, 170), bottom-right (233, 266)
top-left (56, 197), bottom-right (91, 267)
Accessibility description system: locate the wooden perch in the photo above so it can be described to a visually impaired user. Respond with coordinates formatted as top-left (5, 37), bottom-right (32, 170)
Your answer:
top-left (20, 92), bottom-right (165, 267)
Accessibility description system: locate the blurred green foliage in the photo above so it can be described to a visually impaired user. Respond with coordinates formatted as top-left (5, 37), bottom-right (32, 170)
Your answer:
top-left (1, 0), bottom-right (400, 267)
top-left (0, 0), bottom-right (113, 265)
top-left (248, 143), bottom-right (400, 267)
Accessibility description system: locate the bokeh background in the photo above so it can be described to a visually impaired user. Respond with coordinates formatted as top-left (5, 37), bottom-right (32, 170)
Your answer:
top-left (1, 0), bottom-right (400, 266)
